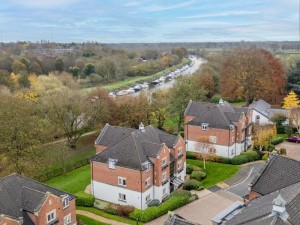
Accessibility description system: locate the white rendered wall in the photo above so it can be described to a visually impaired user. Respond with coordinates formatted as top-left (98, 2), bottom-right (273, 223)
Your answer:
top-left (91, 180), bottom-right (169, 209)
top-left (251, 110), bottom-right (270, 125)
top-left (187, 140), bottom-right (244, 158)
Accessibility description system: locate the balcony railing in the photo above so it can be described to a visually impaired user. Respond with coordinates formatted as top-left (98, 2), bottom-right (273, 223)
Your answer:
top-left (178, 153), bottom-right (184, 159)
top-left (162, 179), bottom-right (168, 186)
top-left (46, 218), bottom-right (59, 225)
top-left (162, 163), bottom-right (169, 170)
top-left (178, 168), bottom-right (184, 173)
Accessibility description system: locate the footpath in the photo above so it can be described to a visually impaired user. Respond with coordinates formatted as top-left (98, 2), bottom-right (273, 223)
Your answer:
top-left (76, 210), bottom-right (129, 225)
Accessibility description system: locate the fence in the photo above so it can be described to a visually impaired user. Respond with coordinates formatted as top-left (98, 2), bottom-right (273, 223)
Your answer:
top-left (35, 157), bottom-right (91, 182)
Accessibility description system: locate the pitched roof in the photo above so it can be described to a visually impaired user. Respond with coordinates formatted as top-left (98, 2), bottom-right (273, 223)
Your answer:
top-left (186, 101), bottom-right (250, 130)
top-left (226, 182), bottom-right (300, 225)
top-left (251, 155), bottom-right (300, 195)
top-left (92, 124), bottom-right (179, 170)
top-left (95, 123), bottom-right (135, 147)
top-left (0, 174), bottom-right (75, 221)
top-left (165, 214), bottom-right (201, 225)
top-left (249, 99), bottom-right (271, 113)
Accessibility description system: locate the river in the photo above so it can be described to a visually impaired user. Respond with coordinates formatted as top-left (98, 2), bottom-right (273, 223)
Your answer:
top-left (128, 56), bottom-right (206, 97)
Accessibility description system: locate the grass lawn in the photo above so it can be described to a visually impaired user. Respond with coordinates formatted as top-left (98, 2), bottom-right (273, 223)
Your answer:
top-left (44, 164), bottom-right (91, 194)
top-left (187, 159), bottom-right (240, 188)
top-left (76, 215), bottom-right (109, 225)
top-left (231, 101), bottom-right (246, 107)
top-left (277, 133), bottom-right (288, 139)
top-left (77, 206), bottom-right (143, 225)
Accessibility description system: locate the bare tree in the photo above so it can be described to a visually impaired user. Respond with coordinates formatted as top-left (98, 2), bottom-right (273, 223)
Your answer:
top-left (195, 136), bottom-right (215, 170)
top-left (289, 106), bottom-right (300, 134)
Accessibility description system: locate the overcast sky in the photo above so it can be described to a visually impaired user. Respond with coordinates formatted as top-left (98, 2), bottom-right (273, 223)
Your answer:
top-left (0, 0), bottom-right (298, 43)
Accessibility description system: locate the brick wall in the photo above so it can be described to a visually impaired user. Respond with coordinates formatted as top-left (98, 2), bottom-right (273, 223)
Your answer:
top-left (0, 217), bottom-right (19, 225)
top-left (172, 136), bottom-right (186, 173)
top-left (28, 194), bottom-right (76, 225)
top-left (248, 191), bottom-right (260, 201)
top-left (151, 145), bottom-right (170, 186)
top-left (92, 161), bottom-right (152, 192)
top-left (95, 144), bottom-right (107, 153)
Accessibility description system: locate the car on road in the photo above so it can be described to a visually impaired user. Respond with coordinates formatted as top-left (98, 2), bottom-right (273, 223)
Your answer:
top-left (286, 136), bottom-right (300, 143)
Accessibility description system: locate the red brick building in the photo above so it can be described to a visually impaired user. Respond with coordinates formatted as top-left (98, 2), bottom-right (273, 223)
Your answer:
top-left (0, 174), bottom-right (76, 225)
top-left (184, 100), bottom-right (252, 158)
top-left (91, 123), bottom-right (186, 210)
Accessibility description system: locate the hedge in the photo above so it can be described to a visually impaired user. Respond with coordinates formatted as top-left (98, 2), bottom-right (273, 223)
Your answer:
top-left (76, 192), bottom-right (95, 207)
top-left (148, 199), bottom-right (160, 207)
top-left (271, 137), bottom-right (284, 145)
top-left (187, 150), bottom-right (261, 165)
top-left (186, 164), bottom-right (202, 174)
top-left (190, 171), bottom-right (206, 181)
top-left (129, 190), bottom-right (192, 222)
top-left (183, 179), bottom-right (202, 191)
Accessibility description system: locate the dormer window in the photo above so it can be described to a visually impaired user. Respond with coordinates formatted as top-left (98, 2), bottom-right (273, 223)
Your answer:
top-left (108, 158), bottom-right (117, 169)
top-left (62, 195), bottom-right (69, 209)
top-left (201, 123), bottom-right (208, 131)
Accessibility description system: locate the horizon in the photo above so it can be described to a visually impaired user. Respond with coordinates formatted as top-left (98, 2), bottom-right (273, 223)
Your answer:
top-left (0, 0), bottom-right (298, 43)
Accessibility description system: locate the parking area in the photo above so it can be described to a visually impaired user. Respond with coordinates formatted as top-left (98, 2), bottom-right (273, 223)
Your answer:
top-left (277, 142), bottom-right (300, 161)
top-left (146, 189), bottom-right (242, 225)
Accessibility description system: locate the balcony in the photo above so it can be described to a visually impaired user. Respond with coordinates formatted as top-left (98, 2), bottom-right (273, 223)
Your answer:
top-left (178, 168), bottom-right (184, 173)
top-left (177, 153), bottom-right (184, 159)
top-left (162, 179), bottom-right (168, 186)
top-left (162, 163), bottom-right (169, 170)
top-left (46, 218), bottom-right (59, 225)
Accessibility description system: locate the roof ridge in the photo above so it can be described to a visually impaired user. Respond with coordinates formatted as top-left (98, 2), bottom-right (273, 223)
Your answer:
top-left (132, 134), bottom-right (144, 170)
top-left (95, 123), bottom-right (110, 144)
top-left (184, 99), bottom-right (193, 115)
top-left (216, 106), bottom-right (232, 126)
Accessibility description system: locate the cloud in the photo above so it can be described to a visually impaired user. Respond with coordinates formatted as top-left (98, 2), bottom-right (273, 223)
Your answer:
top-left (143, 0), bottom-right (197, 12)
top-left (178, 10), bottom-right (260, 19)
top-left (8, 0), bottom-right (80, 8)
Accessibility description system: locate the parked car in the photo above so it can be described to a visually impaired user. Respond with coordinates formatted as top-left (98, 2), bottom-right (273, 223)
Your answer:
top-left (286, 136), bottom-right (300, 143)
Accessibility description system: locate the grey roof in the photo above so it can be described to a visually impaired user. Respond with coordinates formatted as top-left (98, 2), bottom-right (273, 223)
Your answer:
top-left (0, 174), bottom-right (75, 221)
top-left (165, 214), bottom-right (201, 225)
top-left (249, 99), bottom-right (271, 113)
top-left (266, 108), bottom-right (290, 119)
top-left (95, 123), bottom-right (135, 147)
top-left (226, 182), bottom-right (300, 225)
top-left (186, 101), bottom-right (249, 130)
top-left (92, 125), bottom-right (178, 170)
top-left (251, 155), bottom-right (300, 195)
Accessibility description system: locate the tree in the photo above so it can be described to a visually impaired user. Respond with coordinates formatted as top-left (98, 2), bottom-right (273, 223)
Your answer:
top-left (195, 136), bottom-right (214, 170)
top-left (69, 66), bottom-right (80, 76)
top-left (289, 106), bottom-right (300, 134)
top-left (150, 90), bottom-right (170, 130)
top-left (18, 72), bottom-right (30, 88)
top-left (11, 61), bottom-right (27, 74)
top-left (169, 76), bottom-right (207, 132)
top-left (55, 58), bottom-right (64, 72)
top-left (220, 49), bottom-right (286, 105)
top-left (42, 90), bottom-right (108, 148)
top-left (253, 125), bottom-right (277, 151)
top-left (0, 97), bottom-right (48, 174)
top-left (282, 90), bottom-right (300, 109)
top-left (270, 113), bottom-right (288, 125)
top-left (84, 63), bottom-right (95, 76)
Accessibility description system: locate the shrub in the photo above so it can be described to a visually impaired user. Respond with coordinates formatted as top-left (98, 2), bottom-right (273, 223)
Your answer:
top-left (210, 94), bottom-right (221, 103)
top-left (271, 137), bottom-right (284, 145)
top-left (190, 171), bottom-right (203, 181)
top-left (240, 150), bottom-right (261, 161)
top-left (103, 204), bottom-right (117, 215)
top-left (148, 199), bottom-right (160, 207)
top-left (262, 154), bottom-right (269, 160)
top-left (230, 154), bottom-right (249, 165)
top-left (186, 164), bottom-right (194, 174)
top-left (189, 194), bottom-right (198, 202)
top-left (279, 148), bottom-right (286, 155)
top-left (183, 179), bottom-right (202, 191)
top-left (130, 190), bottom-right (191, 222)
top-left (186, 151), bottom-right (197, 160)
top-left (116, 205), bottom-right (135, 217)
top-left (276, 125), bottom-right (285, 134)
top-left (268, 145), bottom-right (275, 151)
top-left (76, 192), bottom-right (95, 207)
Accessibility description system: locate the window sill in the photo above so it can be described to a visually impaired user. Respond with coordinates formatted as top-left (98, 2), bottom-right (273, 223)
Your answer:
top-left (162, 180), bottom-right (168, 186)
top-left (162, 164), bottom-right (169, 170)
top-left (118, 199), bottom-right (127, 203)
top-left (63, 206), bottom-right (69, 210)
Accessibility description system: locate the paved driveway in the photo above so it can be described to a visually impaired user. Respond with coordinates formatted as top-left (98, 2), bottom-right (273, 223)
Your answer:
top-left (277, 142), bottom-right (300, 161)
top-left (146, 189), bottom-right (242, 225)
top-left (225, 163), bottom-right (265, 197)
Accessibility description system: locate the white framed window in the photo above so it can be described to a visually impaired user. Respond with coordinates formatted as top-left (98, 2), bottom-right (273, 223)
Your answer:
top-left (231, 149), bottom-right (234, 155)
top-left (145, 194), bottom-right (151, 203)
top-left (108, 158), bottom-right (117, 169)
top-left (46, 210), bottom-right (56, 223)
top-left (118, 177), bottom-right (126, 186)
top-left (119, 193), bottom-right (126, 202)
top-left (178, 147), bottom-right (183, 156)
top-left (208, 148), bottom-right (216, 154)
top-left (162, 158), bottom-right (167, 166)
top-left (201, 123), bottom-right (208, 131)
top-left (256, 115), bottom-right (260, 119)
top-left (62, 195), bottom-right (69, 209)
top-left (209, 136), bottom-right (217, 143)
top-left (145, 178), bottom-right (151, 187)
top-left (178, 160), bottom-right (182, 170)
top-left (145, 162), bottom-right (150, 172)
top-left (162, 171), bottom-right (167, 182)
top-left (64, 213), bottom-right (71, 225)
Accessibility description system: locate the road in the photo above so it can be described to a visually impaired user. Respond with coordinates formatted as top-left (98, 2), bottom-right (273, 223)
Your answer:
top-left (225, 162), bottom-right (265, 198)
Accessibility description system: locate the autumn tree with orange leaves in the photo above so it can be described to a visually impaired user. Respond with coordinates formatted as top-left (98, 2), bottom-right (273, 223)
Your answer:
top-left (220, 49), bottom-right (286, 105)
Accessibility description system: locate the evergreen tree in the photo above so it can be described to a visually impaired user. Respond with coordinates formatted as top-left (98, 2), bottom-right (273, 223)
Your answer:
top-left (282, 90), bottom-right (300, 109)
